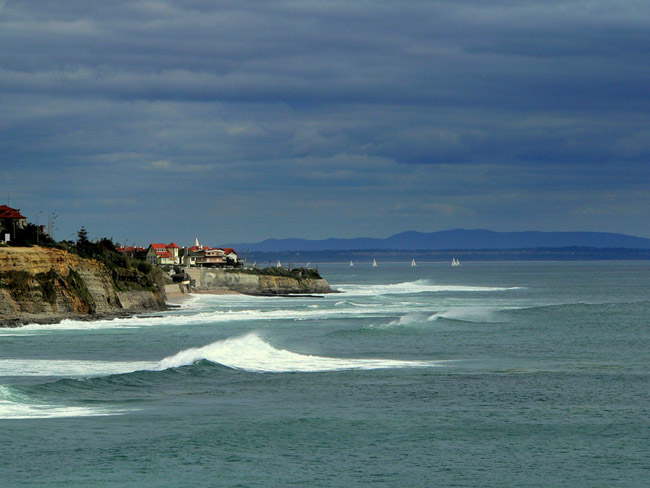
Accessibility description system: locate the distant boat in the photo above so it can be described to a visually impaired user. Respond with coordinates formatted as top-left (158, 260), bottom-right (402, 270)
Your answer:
top-left (372, 259), bottom-right (378, 267)
top-left (451, 257), bottom-right (461, 266)
top-left (349, 261), bottom-right (354, 267)
top-left (252, 261), bottom-right (257, 268)
top-left (305, 261), bottom-right (311, 268)
top-left (411, 259), bottom-right (417, 267)
top-left (277, 260), bottom-right (282, 267)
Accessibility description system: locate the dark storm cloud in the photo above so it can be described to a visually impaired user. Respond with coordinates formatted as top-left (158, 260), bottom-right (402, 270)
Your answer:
top-left (1, 0), bottom-right (648, 241)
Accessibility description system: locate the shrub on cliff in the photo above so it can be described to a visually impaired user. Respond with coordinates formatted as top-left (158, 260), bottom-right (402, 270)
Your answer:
top-left (7, 223), bottom-right (55, 247)
top-left (68, 232), bottom-right (161, 293)
top-left (230, 266), bottom-right (322, 280)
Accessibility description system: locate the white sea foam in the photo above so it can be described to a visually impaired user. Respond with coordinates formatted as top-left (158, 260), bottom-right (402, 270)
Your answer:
top-left (427, 307), bottom-right (502, 323)
top-left (0, 315), bottom-right (178, 333)
top-left (0, 305), bottom-right (409, 335)
top-left (338, 280), bottom-right (520, 296)
top-left (0, 385), bottom-right (126, 419)
top-left (0, 359), bottom-right (156, 377)
top-left (384, 312), bottom-right (431, 327)
top-left (156, 333), bottom-right (440, 373)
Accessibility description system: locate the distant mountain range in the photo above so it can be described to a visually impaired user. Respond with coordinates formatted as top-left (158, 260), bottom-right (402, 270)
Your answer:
top-left (226, 229), bottom-right (650, 252)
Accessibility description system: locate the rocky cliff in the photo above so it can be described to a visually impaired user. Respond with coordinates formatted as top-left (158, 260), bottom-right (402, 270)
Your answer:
top-left (186, 268), bottom-right (333, 295)
top-left (0, 247), bottom-right (167, 327)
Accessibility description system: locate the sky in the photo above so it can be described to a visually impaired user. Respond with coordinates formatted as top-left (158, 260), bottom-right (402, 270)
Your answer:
top-left (1, 0), bottom-right (649, 246)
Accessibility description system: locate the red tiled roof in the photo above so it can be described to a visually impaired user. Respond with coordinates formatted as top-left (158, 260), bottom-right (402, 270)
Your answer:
top-left (221, 248), bottom-right (237, 254)
top-left (0, 205), bottom-right (26, 220)
top-left (167, 242), bottom-right (179, 248)
top-left (118, 246), bottom-right (138, 253)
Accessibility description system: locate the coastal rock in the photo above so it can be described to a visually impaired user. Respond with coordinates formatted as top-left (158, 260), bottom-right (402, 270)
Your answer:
top-left (0, 246), bottom-right (166, 326)
top-left (186, 268), bottom-right (333, 295)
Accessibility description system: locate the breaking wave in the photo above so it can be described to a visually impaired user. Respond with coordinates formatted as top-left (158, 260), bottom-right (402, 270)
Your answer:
top-left (156, 333), bottom-right (441, 373)
top-left (366, 307), bottom-right (506, 330)
top-left (0, 385), bottom-right (126, 419)
top-left (338, 279), bottom-right (521, 296)
top-left (427, 307), bottom-right (503, 323)
top-left (0, 305), bottom-right (413, 334)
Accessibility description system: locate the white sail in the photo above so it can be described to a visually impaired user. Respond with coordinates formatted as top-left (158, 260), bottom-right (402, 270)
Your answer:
top-left (305, 261), bottom-right (311, 268)
top-left (252, 261), bottom-right (257, 268)
top-left (372, 259), bottom-right (378, 267)
top-left (451, 258), bottom-right (460, 266)
top-left (349, 261), bottom-right (354, 267)
top-left (277, 260), bottom-right (282, 267)
top-left (411, 259), bottom-right (417, 267)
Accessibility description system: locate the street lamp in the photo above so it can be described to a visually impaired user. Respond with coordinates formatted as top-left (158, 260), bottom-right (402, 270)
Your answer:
top-left (48, 213), bottom-right (58, 240)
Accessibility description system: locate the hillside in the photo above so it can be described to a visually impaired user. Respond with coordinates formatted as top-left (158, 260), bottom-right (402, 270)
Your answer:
top-left (226, 229), bottom-right (650, 252)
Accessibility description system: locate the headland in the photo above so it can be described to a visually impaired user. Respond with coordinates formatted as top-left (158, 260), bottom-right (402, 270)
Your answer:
top-left (0, 246), bottom-right (334, 327)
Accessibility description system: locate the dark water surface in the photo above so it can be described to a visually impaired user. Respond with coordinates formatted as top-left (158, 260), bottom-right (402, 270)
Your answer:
top-left (1, 262), bottom-right (649, 487)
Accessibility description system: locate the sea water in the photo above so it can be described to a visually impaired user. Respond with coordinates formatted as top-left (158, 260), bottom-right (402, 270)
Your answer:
top-left (1, 261), bottom-right (648, 487)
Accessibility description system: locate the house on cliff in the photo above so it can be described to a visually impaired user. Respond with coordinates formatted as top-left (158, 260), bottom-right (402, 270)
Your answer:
top-left (146, 243), bottom-right (180, 265)
top-left (221, 248), bottom-right (240, 266)
top-left (141, 238), bottom-right (241, 268)
top-left (116, 246), bottom-right (147, 258)
top-left (179, 242), bottom-right (241, 268)
top-left (182, 245), bottom-right (225, 267)
top-left (0, 205), bottom-right (27, 242)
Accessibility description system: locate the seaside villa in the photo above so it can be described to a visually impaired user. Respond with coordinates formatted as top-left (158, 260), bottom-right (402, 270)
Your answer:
top-left (145, 243), bottom-right (180, 265)
top-left (140, 239), bottom-right (241, 268)
top-left (0, 205), bottom-right (27, 242)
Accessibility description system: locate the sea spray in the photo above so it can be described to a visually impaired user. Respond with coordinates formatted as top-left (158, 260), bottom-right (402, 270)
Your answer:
top-left (338, 279), bottom-right (521, 296)
top-left (427, 307), bottom-right (503, 323)
top-left (0, 385), bottom-right (126, 419)
top-left (156, 333), bottom-right (440, 373)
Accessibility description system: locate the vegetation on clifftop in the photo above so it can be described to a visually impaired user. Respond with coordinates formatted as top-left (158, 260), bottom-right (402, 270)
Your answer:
top-left (57, 227), bottom-right (164, 292)
top-left (229, 266), bottom-right (322, 280)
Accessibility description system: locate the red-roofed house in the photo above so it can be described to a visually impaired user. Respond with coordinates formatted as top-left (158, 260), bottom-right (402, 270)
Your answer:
top-left (117, 246), bottom-right (147, 258)
top-left (166, 242), bottom-right (180, 263)
top-left (0, 205), bottom-right (27, 241)
top-left (219, 248), bottom-right (240, 265)
top-left (146, 243), bottom-right (180, 265)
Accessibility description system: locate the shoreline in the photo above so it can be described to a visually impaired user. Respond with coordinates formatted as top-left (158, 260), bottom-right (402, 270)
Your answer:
top-left (0, 288), bottom-right (330, 328)
top-left (0, 310), bottom-right (140, 328)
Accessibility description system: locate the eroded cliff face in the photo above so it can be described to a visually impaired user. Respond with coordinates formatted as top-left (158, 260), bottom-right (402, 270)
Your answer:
top-left (186, 268), bottom-right (333, 295)
top-left (0, 247), bottom-right (166, 326)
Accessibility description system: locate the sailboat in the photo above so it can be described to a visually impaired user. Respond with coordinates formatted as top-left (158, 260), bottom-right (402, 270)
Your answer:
top-left (305, 261), bottom-right (311, 268)
top-left (411, 259), bottom-right (417, 267)
top-left (372, 259), bottom-right (378, 267)
top-left (349, 261), bottom-right (354, 267)
top-left (451, 257), bottom-right (461, 266)
top-left (252, 261), bottom-right (257, 268)
top-left (277, 260), bottom-right (282, 267)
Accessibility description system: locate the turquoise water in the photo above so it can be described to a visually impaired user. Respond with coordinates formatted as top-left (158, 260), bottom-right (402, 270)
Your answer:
top-left (1, 262), bottom-right (649, 487)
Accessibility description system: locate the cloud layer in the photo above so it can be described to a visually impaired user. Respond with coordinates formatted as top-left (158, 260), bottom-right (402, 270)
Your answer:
top-left (1, 0), bottom-right (648, 243)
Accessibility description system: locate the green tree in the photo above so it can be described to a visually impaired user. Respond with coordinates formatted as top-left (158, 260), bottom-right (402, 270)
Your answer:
top-left (76, 226), bottom-right (91, 257)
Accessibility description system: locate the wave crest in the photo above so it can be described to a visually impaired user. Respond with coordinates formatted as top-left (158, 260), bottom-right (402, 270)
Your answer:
top-left (339, 280), bottom-right (520, 296)
top-left (156, 333), bottom-right (439, 373)
top-left (0, 385), bottom-right (126, 419)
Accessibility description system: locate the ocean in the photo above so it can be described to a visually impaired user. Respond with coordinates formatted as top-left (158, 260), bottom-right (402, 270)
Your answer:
top-left (1, 261), bottom-right (649, 487)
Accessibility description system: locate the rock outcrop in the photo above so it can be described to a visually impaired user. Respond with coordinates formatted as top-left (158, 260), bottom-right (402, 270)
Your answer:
top-left (0, 247), bottom-right (167, 326)
top-left (186, 268), bottom-right (333, 295)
